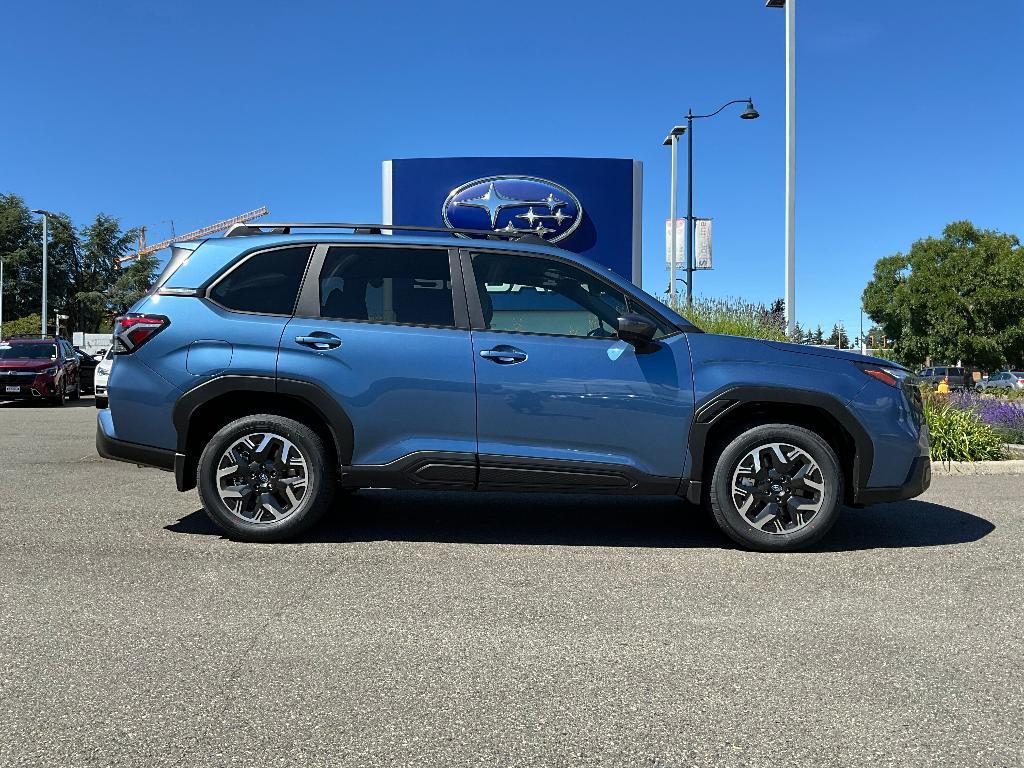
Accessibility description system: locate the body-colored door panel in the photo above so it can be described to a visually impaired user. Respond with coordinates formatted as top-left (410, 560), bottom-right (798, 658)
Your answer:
top-left (472, 330), bottom-right (693, 479)
top-left (279, 320), bottom-right (476, 466)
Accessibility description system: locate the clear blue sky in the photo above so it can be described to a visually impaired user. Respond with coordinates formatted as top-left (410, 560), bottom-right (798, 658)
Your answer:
top-left (2, 0), bottom-right (1021, 334)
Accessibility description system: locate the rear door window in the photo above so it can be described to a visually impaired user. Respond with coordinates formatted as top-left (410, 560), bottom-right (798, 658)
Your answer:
top-left (317, 247), bottom-right (455, 327)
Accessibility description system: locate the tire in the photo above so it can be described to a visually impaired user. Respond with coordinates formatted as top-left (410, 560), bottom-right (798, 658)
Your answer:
top-left (50, 380), bottom-right (66, 407)
top-left (70, 377), bottom-right (81, 401)
top-left (708, 423), bottom-right (844, 552)
top-left (197, 414), bottom-right (335, 542)
top-left (95, 396), bottom-right (108, 409)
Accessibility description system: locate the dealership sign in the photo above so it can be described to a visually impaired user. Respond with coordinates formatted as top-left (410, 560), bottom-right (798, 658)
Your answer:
top-left (384, 157), bottom-right (643, 285)
top-left (442, 176), bottom-right (583, 243)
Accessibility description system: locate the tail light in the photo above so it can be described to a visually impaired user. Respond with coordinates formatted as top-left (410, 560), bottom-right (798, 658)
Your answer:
top-left (113, 315), bottom-right (169, 354)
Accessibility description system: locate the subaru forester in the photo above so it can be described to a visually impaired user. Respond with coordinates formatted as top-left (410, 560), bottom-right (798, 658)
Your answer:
top-left (96, 223), bottom-right (930, 551)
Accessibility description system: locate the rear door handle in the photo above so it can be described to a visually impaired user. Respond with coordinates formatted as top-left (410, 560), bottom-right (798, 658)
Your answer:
top-left (479, 346), bottom-right (528, 364)
top-left (295, 333), bottom-right (342, 351)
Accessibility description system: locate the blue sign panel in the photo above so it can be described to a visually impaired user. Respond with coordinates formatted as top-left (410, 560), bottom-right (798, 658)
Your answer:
top-left (383, 157), bottom-right (643, 285)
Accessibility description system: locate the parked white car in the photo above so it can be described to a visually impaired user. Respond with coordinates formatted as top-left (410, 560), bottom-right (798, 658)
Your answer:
top-left (94, 347), bottom-right (114, 408)
top-left (976, 370), bottom-right (1024, 392)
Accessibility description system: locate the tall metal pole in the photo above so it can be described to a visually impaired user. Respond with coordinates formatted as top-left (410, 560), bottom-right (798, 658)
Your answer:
top-left (41, 214), bottom-right (48, 338)
top-left (669, 134), bottom-right (678, 302)
top-left (685, 110), bottom-right (694, 309)
top-left (784, 0), bottom-right (796, 337)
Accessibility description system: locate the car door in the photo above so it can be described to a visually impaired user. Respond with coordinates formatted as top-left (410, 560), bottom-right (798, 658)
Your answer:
top-left (462, 248), bottom-right (694, 491)
top-left (279, 243), bottom-right (477, 484)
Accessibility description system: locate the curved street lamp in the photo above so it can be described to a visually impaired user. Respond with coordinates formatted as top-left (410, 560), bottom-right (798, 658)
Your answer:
top-left (669, 99), bottom-right (759, 308)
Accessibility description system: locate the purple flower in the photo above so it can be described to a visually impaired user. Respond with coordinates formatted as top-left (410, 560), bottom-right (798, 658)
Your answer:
top-left (949, 390), bottom-right (1024, 433)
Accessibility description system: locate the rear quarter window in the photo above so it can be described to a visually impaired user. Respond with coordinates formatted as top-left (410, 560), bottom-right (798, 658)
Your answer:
top-left (208, 246), bottom-right (312, 315)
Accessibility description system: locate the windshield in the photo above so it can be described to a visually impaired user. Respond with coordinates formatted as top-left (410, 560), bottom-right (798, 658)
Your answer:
top-left (0, 343), bottom-right (56, 360)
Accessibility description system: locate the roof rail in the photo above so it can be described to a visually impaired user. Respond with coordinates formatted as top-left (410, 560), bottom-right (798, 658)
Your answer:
top-left (222, 221), bottom-right (549, 245)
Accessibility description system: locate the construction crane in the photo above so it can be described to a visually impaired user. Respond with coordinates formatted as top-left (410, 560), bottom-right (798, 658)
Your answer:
top-left (121, 206), bottom-right (269, 263)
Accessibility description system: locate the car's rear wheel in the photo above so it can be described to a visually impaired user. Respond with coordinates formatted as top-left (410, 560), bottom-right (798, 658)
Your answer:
top-left (708, 423), bottom-right (843, 552)
top-left (95, 396), bottom-right (108, 409)
top-left (197, 414), bottom-right (335, 542)
top-left (69, 377), bottom-right (81, 401)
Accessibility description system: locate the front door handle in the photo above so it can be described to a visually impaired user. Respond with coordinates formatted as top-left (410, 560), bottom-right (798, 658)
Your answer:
top-left (479, 345), bottom-right (528, 364)
top-left (295, 333), bottom-right (342, 351)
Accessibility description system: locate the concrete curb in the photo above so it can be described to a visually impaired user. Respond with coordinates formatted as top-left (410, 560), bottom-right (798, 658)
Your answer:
top-left (931, 459), bottom-right (1024, 476)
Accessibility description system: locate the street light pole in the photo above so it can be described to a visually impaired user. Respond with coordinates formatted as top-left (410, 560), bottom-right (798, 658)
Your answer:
top-left (663, 126), bottom-right (686, 303)
top-left (680, 99), bottom-right (759, 309)
top-left (30, 210), bottom-right (54, 338)
top-left (686, 110), bottom-right (694, 309)
top-left (767, 0), bottom-right (797, 337)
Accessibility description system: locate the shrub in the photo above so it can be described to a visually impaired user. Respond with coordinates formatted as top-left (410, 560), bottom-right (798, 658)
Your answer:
top-left (668, 296), bottom-right (787, 340)
top-left (924, 398), bottom-right (1006, 462)
top-left (1, 313), bottom-right (43, 339)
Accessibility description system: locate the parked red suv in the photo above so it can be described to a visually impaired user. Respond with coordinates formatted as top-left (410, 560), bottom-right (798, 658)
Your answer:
top-left (0, 336), bottom-right (81, 405)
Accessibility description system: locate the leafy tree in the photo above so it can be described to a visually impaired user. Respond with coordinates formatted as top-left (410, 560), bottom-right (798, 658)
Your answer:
top-left (826, 323), bottom-right (848, 348)
top-left (107, 250), bottom-right (158, 316)
top-left (0, 194), bottom-right (146, 335)
top-left (863, 221), bottom-right (1024, 369)
top-left (1, 313), bottom-right (42, 339)
top-left (0, 194), bottom-right (39, 322)
top-left (73, 214), bottom-right (140, 330)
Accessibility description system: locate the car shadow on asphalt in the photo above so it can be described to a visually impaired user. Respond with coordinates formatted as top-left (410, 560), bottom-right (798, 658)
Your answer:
top-left (0, 396), bottom-right (96, 409)
top-left (166, 491), bottom-right (994, 551)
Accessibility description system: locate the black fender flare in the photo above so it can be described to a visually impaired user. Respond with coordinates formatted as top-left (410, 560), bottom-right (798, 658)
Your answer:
top-left (171, 374), bottom-right (355, 490)
top-left (687, 384), bottom-right (874, 500)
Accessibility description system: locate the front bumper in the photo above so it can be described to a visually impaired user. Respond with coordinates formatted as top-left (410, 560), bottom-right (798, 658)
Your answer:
top-left (0, 377), bottom-right (57, 399)
top-left (853, 455), bottom-right (931, 505)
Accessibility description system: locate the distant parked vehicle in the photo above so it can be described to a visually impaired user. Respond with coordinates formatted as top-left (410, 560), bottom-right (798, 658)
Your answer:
top-left (0, 336), bottom-right (81, 405)
top-left (94, 347), bottom-right (113, 408)
top-left (73, 345), bottom-right (99, 393)
top-left (976, 371), bottom-right (1024, 392)
top-left (917, 366), bottom-right (969, 390)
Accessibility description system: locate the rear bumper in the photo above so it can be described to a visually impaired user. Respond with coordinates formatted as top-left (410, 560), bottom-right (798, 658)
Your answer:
top-left (853, 455), bottom-right (931, 505)
top-left (96, 412), bottom-right (175, 472)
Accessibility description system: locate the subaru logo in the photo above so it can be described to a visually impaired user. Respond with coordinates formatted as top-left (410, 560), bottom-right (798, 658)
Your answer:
top-left (442, 175), bottom-right (583, 243)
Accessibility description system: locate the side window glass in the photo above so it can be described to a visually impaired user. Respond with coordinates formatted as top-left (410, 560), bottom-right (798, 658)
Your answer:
top-left (318, 247), bottom-right (454, 327)
top-left (469, 251), bottom-right (672, 339)
top-left (209, 246), bottom-right (312, 315)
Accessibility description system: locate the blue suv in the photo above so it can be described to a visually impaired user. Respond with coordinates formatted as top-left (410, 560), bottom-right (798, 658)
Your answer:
top-left (96, 223), bottom-right (930, 550)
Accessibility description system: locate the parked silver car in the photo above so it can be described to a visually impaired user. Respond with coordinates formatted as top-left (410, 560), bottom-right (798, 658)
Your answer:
top-left (976, 371), bottom-right (1024, 392)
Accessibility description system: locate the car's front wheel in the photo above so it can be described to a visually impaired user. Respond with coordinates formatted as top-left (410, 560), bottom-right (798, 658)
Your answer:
top-left (197, 414), bottom-right (335, 542)
top-left (708, 423), bottom-right (843, 552)
top-left (50, 380), bottom-right (66, 406)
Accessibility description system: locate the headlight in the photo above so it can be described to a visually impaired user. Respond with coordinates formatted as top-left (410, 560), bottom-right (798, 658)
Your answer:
top-left (97, 365), bottom-right (111, 375)
top-left (39, 365), bottom-right (59, 376)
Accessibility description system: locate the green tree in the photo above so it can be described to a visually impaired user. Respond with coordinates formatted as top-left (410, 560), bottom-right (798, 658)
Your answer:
top-left (863, 221), bottom-right (1024, 369)
top-left (73, 214), bottom-right (139, 330)
top-left (0, 193), bottom-right (39, 322)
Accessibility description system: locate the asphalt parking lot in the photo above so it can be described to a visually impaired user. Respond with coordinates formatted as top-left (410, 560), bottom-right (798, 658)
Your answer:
top-left (1, 399), bottom-right (1022, 767)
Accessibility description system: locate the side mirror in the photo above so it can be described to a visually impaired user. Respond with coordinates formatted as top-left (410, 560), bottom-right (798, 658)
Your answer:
top-left (616, 314), bottom-right (657, 347)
